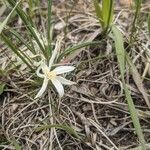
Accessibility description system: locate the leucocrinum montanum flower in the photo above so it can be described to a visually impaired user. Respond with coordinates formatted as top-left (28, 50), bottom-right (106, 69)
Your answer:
top-left (35, 37), bottom-right (76, 99)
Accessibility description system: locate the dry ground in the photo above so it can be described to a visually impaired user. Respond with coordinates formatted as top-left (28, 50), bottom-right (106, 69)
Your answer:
top-left (0, 0), bottom-right (150, 149)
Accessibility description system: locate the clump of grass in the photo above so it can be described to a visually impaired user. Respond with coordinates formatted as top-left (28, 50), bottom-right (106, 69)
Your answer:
top-left (93, 0), bottom-right (114, 33)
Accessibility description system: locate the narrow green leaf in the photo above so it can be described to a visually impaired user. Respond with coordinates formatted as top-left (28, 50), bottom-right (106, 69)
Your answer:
top-left (102, 0), bottom-right (114, 28)
top-left (0, 0), bottom-right (21, 34)
top-left (134, 0), bottom-right (142, 13)
top-left (1, 33), bottom-right (34, 71)
top-left (111, 26), bottom-right (125, 79)
top-left (130, 0), bottom-right (142, 42)
top-left (0, 83), bottom-right (5, 95)
top-left (47, 0), bottom-right (52, 56)
top-left (111, 26), bottom-right (146, 149)
top-left (10, 29), bottom-right (36, 54)
top-left (35, 124), bottom-right (81, 139)
top-left (58, 41), bottom-right (103, 61)
top-left (6, 0), bottom-right (47, 59)
top-left (28, 0), bottom-right (34, 17)
top-left (123, 84), bottom-right (146, 150)
top-left (93, 0), bottom-right (104, 28)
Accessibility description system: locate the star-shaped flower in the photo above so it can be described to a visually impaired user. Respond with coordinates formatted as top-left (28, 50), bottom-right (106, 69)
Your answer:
top-left (35, 43), bottom-right (75, 99)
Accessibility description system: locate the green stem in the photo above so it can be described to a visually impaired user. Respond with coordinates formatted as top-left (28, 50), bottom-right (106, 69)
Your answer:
top-left (1, 33), bottom-right (34, 71)
top-left (47, 0), bottom-right (52, 59)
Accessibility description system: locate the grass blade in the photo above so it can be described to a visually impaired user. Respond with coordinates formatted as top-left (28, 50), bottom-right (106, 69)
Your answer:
top-left (0, 0), bottom-right (21, 34)
top-left (93, 0), bottom-right (114, 30)
top-left (111, 26), bottom-right (146, 149)
top-left (102, 0), bottom-right (114, 29)
top-left (1, 33), bottom-right (34, 71)
top-left (0, 82), bottom-right (5, 95)
top-left (10, 29), bottom-right (36, 54)
top-left (130, 0), bottom-right (142, 42)
top-left (58, 41), bottom-right (103, 61)
top-left (123, 84), bottom-right (146, 150)
top-left (93, 0), bottom-right (104, 28)
top-left (111, 26), bottom-right (125, 79)
top-left (35, 124), bottom-right (81, 139)
top-left (47, 0), bottom-right (52, 55)
top-left (6, 0), bottom-right (47, 59)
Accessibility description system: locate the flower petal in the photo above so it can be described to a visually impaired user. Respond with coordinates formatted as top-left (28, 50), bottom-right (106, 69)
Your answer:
top-left (41, 63), bottom-right (49, 73)
top-left (53, 66), bottom-right (75, 75)
top-left (35, 77), bottom-right (49, 99)
top-left (48, 44), bottom-right (58, 70)
top-left (36, 65), bottom-right (45, 78)
top-left (51, 78), bottom-right (64, 97)
top-left (48, 37), bottom-right (63, 69)
top-left (56, 76), bottom-right (76, 85)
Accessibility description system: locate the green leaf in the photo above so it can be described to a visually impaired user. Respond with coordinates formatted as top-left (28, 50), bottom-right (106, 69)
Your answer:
top-left (1, 33), bottom-right (34, 71)
top-left (47, 0), bottom-right (52, 55)
top-left (0, 83), bottom-right (5, 95)
top-left (130, 0), bottom-right (142, 42)
top-left (111, 26), bottom-right (146, 150)
top-left (58, 41), bottom-right (102, 61)
top-left (0, 0), bottom-right (21, 34)
top-left (111, 26), bottom-right (125, 79)
top-left (93, 0), bottom-right (104, 28)
top-left (10, 29), bottom-right (36, 54)
top-left (6, 0), bottom-right (47, 59)
top-left (35, 124), bottom-right (81, 139)
top-left (102, 0), bottom-right (114, 28)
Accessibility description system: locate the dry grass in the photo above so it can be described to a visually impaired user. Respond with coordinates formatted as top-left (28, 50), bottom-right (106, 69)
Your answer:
top-left (0, 0), bottom-right (150, 149)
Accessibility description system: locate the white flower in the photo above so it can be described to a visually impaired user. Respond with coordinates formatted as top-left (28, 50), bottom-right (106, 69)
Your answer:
top-left (35, 43), bottom-right (75, 99)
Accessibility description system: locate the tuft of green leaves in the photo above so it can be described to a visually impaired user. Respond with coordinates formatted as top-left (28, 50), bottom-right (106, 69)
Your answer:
top-left (0, 0), bottom-right (54, 73)
top-left (6, 0), bottom-right (48, 59)
top-left (93, 0), bottom-right (114, 31)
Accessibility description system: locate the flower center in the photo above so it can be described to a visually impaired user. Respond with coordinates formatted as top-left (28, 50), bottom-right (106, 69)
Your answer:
top-left (45, 71), bottom-right (56, 80)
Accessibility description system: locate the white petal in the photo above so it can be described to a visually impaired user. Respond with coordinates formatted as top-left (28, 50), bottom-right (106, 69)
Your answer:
top-left (36, 65), bottom-right (45, 78)
top-left (41, 63), bottom-right (49, 73)
top-left (53, 66), bottom-right (75, 75)
top-left (48, 37), bottom-right (63, 69)
top-left (35, 77), bottom-right (49, 99)
top-left (51, 78), bottom-right (64, 97)
top-left (48, 44), bottom-right (58, 70)
top-left (56, 76), bottom-right (76, 85)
